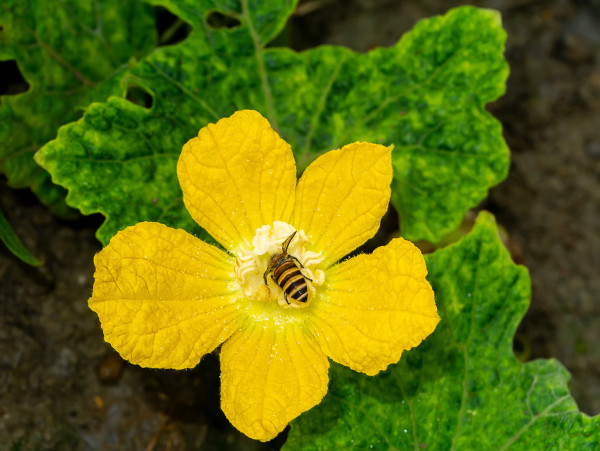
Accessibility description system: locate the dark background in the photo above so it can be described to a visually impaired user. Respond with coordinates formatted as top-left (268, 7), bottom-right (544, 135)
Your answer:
top-left (1, 0), bottom-right (598, 448)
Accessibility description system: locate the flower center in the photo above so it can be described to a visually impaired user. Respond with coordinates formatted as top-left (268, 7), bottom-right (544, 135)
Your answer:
top-left (234, 221), bottom-right (324, 308)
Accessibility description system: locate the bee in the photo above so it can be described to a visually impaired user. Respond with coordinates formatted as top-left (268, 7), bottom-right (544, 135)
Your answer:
top-left (263, 231), bottom-right (312, 306)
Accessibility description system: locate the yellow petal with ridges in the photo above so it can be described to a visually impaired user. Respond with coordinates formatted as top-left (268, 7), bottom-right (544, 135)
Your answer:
top-left (220, 321), bottom-right (329, 441)
top-left (177, 110), bottom-right (296, 252)
top-left (89, 222), bottom-right (242, 369)
top-left (309, 237), bottom-right (439, 376)
top-left (293, 142), bottom-right (393, 267)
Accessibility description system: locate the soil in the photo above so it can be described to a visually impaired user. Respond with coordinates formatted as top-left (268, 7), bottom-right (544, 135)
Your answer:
top-left (1, 0), bottom-right (599, 449)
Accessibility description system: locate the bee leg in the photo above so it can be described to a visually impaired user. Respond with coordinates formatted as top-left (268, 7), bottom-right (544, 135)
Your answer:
top-left (290, 255), bottom-right (304, 268)
top-left (290, 256), bottom-right (313, 282)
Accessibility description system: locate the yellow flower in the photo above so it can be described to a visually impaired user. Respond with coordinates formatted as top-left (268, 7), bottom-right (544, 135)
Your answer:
top-left (89, 110), bottom-right (439, 441)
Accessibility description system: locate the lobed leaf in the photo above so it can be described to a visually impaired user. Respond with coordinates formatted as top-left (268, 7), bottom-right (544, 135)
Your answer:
top-left (0, 0), bottom-right (156, 216)
top-left (284, 212), bottom-right (599, 450)
top-left (36, 3), bottom-right (508, 244)
top-left (275, 7), bottom-right (510, 242)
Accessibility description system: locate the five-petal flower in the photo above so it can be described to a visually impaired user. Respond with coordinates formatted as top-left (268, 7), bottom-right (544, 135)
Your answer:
top-left (89, 110), bottom-right (439, 441)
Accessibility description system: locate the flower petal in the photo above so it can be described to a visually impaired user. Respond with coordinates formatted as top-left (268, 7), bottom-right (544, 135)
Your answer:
top-left (309, 238), bottom-right (439, 376)
top-left (220, 321), bottom-right (329, 441)
top-left (293, 142), bottom-right (393, 266)
top-left (89, 222), bottom-right (242, 369)
top-left (177, 110), bottom-right (296, 251)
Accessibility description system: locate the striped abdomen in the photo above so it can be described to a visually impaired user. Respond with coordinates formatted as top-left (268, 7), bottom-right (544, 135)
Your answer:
top-left (273, 258), bottom-right (308, 304)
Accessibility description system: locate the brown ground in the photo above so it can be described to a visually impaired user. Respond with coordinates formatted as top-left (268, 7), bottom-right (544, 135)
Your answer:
top-left (1, 0), bottom-right (598, 449)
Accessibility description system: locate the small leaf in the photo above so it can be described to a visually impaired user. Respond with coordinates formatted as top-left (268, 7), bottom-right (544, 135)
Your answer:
top-left (0, 207), bottom-right (41, 266)
top-left (0, 0), bottom-right (156, 215)
top-left (36, 4), bottom-right (508, 244)
top-left (284, 212), bottom-right (599, 449)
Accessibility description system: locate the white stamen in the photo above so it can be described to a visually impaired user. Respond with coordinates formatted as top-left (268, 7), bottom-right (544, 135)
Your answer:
top-left (234, 221), bottom-right (324, 308)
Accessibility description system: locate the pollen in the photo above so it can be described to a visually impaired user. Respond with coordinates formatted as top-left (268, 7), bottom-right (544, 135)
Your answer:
top-left (234, 221), bottom-right (324, 308)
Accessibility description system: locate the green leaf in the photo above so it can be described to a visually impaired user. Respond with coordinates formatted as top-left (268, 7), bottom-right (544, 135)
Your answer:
top-left (281, 7), bottom-right (510, 243)
top-left (0, 0), bottom-right (156, 216)
top-left (284, 212), bottom-right (599, 450)
top-left (0, 207), bottom-right (41, 266)
top-left (35, 0), bottom-right (299, 244)
top-left (36, 4), bottom-right (507, 244)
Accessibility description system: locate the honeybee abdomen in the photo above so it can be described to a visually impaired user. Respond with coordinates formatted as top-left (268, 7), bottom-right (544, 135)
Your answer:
top-left (274, 260), bottom-right (309, 304)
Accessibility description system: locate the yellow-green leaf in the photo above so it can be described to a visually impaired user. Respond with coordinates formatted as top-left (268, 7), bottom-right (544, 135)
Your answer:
top-left (0, 0), bottom-right (156, 215)
top-left (285, 212), bottom-right (599, 449)
top-left (36, 4), bottom-right (508, 244)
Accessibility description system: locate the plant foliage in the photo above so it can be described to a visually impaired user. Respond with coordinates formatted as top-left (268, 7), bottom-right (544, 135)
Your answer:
top-left (285, 213), bottom-right (599, 449)
top-left (0, 208), bottom-right (41, 266)
top-left (0, 0), bottom-right (156, 216)
top-left (35, 2), bottom-right (508, 244)
top-left (3, 0), bottom-right (596, 446)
